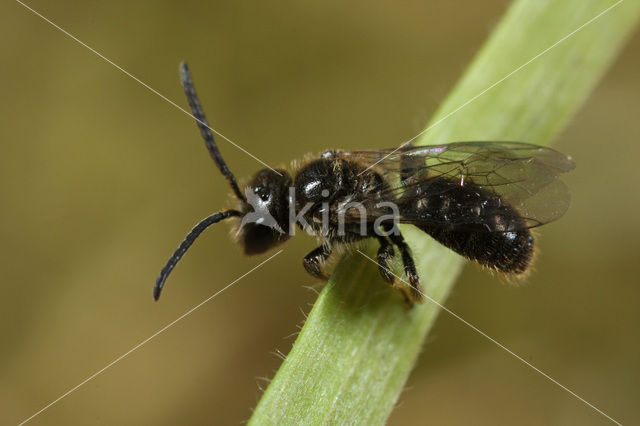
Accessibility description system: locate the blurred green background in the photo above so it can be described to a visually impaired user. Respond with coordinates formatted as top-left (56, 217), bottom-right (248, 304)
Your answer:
top-left (2, 1), bottom-right (639, 424)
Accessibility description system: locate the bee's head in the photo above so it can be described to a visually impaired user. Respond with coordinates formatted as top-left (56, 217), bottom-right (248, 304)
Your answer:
top-left (235, 168), bottom-right (292, 255)
top-left (154, 63), bottom-right (293, 301)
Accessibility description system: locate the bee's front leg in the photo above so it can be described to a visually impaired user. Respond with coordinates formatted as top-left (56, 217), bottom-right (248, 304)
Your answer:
top-left (302, 244), bottom-right (332, 281)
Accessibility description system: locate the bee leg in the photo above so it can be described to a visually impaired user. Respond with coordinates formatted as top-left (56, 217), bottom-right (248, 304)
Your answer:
top-left (383, 225), bottom-right (423, 304)
top-left (376, 236), bottom-right (414, 308)
top-left (302, 244), bottom-right (332, 281)
top-left (376, 236), bottom-right (395, 283)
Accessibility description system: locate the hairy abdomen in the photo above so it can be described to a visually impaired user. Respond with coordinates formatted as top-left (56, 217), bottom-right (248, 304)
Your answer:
top-left (401, 177), bottom-right (534, 273)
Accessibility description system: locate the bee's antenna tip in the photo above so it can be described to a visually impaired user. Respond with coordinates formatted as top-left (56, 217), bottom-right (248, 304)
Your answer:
top-left (153, 283), bottom-right (162, 301)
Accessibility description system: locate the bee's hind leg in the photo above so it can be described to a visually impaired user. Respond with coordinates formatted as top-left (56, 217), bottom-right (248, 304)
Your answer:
top-left (382, 225), bottom-right (424, 304)
top-left (376, 236), bottom-right (414, 307)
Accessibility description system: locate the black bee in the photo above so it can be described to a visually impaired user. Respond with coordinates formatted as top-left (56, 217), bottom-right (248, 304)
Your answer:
top-left (153, 62), bottom-right (575, 305)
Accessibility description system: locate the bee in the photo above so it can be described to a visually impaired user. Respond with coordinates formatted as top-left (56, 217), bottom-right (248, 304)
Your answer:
top-left (153, 62), bottom-right (575, 306)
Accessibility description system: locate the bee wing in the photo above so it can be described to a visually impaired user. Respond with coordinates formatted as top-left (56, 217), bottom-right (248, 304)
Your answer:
top-left (330, 142), bottom-right (575, 232)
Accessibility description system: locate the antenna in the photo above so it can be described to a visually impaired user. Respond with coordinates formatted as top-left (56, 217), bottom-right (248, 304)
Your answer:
top-left (179, 62), bottom-right (246, 202)
top-left (154, 209), bottom-right (241, 300)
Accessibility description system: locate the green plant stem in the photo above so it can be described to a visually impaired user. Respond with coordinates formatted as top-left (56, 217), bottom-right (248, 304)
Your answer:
top-left (250, 1), bottom-right (640, 424)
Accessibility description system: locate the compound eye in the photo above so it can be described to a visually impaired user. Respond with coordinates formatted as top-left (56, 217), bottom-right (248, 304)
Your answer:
top-left (253, 185), bottom-right (271, 202)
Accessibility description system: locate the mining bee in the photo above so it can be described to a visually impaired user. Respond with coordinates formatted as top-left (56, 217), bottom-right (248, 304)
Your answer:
top-left (153, 62), bottom-right (575, 305)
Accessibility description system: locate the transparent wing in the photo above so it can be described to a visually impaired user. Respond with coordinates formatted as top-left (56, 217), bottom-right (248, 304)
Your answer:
top-left (328, 142), bottom-right (575, 232)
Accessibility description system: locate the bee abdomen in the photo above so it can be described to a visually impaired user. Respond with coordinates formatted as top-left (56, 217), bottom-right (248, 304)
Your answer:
top-left (402, 176), bottom-right (535, 273)
top-left (418, 225), bottom-right (534, 273)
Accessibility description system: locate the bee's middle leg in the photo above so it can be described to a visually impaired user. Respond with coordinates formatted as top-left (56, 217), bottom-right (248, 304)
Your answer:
top-left (375, 236), bottom-right (396, 283)
top-left (383, 224), bottom-right (424, 304)
top-left (376, 236), bottom-right (414, 307)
